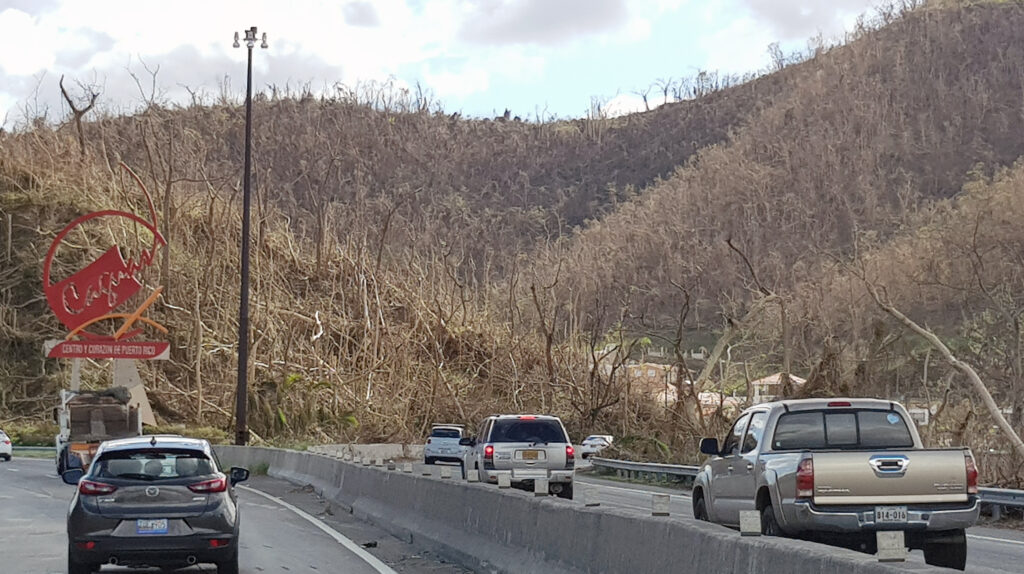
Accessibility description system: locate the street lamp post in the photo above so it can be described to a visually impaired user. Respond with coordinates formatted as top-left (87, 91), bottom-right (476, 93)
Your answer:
top-left (233, 26), bottom-right (267, 446)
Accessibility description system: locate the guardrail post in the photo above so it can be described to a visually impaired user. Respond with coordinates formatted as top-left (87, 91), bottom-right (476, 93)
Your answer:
top-left (402, 463), bottom-right (413, 473)
top-left (652, 494), bottom-right (670, 516)
top-left (440, 466), bottom-right (452, 479)
top-left (876, 531), bottom-right (906, 562)
top-left (466, 469), bottom-right (480, 482)
top-left (497, 473), bottom-right (511, 488)
top-left (992, 504), bottom-right (1002, 521)
top-left (739, 511), bottom-right (760, 536)
top-left (534, 478), bottom-right (549, 496)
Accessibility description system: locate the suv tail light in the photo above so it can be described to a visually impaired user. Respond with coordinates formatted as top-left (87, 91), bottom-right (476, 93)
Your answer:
top-left (796, 457), bottom-right (814, 499)
top-left (965, 453), bottom-right (979, 495)
top-left (565, 445), bottom-right (575, 469)
top-left (188, 475), bottom-right (228, 493)
top-left (483, 444), bottom-right (495, 470)
top-left (79, 479), bottom-right (117, 495)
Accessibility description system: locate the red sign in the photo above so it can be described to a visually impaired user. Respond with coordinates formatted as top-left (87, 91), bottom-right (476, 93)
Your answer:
top-left (43, 163), bottom-right (169, 359)
top-left (48, 340), bottom-right (170, 360)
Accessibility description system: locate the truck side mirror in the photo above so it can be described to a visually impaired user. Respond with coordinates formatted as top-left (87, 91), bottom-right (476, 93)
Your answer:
top-left (699, 438), bottom-right (721, 456)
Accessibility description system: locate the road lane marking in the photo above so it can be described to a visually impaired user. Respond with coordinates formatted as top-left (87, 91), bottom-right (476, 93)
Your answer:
top-left (239, 485), bottom-right (398, 574)
top-left (579, 479), bottom-right (692, 500)
top-left (968, 533), bottom-right (1024, 547)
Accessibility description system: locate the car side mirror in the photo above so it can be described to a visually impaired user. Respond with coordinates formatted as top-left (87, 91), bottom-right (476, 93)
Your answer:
top-left (229, 467), bottom-right (249, 486)
top-left (458, 437), bottom-right (475, 446)
top-left (699, 438), bottom-right (721, 456)
top-left (62, 468), bottom-right (84, 485)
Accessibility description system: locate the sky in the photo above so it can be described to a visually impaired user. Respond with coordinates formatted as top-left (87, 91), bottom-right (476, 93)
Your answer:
top-left (0, 0), bottom-right (881, 128)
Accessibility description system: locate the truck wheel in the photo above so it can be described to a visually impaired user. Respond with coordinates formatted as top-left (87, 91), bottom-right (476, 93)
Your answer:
top-left (556, 482), bottom-right (573, 500)
top-left (693, 496), bottom-right (709, 521)
top-left (923, 529), bottom-right (967, 570)
top-left (760, 505), bottom-right (781, 536)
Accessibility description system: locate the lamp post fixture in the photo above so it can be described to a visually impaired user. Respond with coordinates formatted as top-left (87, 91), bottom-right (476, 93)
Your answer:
top-left (233, 26), bottom-right (267, 446)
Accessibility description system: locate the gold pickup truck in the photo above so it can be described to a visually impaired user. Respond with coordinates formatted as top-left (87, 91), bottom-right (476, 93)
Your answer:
top-left (693, 398), bottom-right (979, 570)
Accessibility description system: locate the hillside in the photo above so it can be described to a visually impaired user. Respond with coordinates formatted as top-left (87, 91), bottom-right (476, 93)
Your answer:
top-left (1, 1), bottom-right (1023, 479)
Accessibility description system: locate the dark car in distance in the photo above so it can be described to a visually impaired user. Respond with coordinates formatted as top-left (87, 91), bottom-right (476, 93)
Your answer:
top-left (62, 435), bottom-right (249, 574)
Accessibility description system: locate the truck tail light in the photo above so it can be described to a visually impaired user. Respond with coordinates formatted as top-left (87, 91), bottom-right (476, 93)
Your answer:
top-left (965, 453), bottom-right (978, 495)
top-left (796, 458), bottom-right (814, 499)
top-left (79, 479), bottom-right (117, 495)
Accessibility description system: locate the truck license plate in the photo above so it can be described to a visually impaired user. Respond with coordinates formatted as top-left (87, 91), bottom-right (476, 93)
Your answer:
top-left (136, 518), bottom-right (168, 535)
top-left (874, 506), bottom-right (908, 524)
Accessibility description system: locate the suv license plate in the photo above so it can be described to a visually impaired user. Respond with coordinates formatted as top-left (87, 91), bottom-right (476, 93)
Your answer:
top-left (874, 506), bottom-right (908, 524)
top-left (136, 518), bottom-right (168, 535)
top-left (522, 450), bottom-right (539, 460)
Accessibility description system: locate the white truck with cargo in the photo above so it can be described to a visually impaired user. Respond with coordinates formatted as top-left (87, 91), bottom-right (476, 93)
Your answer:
top-left (693, 398), bottom-right (979, 570)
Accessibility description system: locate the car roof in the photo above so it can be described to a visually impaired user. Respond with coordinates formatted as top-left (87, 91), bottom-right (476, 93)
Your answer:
top-left (96, 435), bottom-right (213, 456)
top-left (744, 398), bottom-right (898, 414)
top-left (488, 414), bottom-right (563, 421)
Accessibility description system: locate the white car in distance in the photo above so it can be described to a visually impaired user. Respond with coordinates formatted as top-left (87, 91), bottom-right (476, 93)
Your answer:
top-left (578, 434), bottom-right (613, 459)
top-left (424, 424), bottom-right (466, 464)
top-left (0, 429), bottom-right (12, 461)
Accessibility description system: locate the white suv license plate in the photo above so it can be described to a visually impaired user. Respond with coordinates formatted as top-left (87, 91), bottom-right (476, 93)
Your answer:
top-left (136, 518), bottom-right (169, 535)
top-left (874, 506), bottom-right (908, 524)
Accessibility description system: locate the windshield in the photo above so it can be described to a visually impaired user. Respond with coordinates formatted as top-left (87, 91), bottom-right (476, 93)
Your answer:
top-left (92, 449), bottom-right (216, 481)
top-left (490, 420), bottom-right (567, 444)
top-left (772, 410), bottom-right (914, 450)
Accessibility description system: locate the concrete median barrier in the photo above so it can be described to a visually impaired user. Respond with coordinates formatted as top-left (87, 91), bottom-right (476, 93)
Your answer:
top-left (216, 446), bottom-right (971, 574)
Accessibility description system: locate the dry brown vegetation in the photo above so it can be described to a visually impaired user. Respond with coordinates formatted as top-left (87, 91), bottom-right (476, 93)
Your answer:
top-left (1, 0), bottom-right (1023, 483)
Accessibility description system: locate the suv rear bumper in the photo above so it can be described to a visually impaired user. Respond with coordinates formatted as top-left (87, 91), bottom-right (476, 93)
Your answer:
top-left (780, 497), bottom-right (980, 533)
top-left (69, 535), bottom-right (236, 568)
top-left (483, 469), bottom-right (574, 484)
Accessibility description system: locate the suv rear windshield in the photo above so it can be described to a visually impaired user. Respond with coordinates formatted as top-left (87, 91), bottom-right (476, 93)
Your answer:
top-left (430, 428), bottom-right (461, 439)
top-left (93, 449), bottom-right (215, 480)
top-left (490, 419), bottom-right (567, 443)
top-left (772, 410), bottom-right (914, 450)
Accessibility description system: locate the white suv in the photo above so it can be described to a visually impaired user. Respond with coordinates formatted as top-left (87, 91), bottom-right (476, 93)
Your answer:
top-left (460, 414), bottom-right (575, 499)
top-left (0, 429), bottom-right (12, 461)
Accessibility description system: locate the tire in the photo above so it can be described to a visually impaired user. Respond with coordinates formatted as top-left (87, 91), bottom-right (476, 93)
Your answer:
top-left (556, 482), bottom-right (573, 500)
top-left (760, 504), bottom-right (781, 536)
top-left (67, 546), bottom-right (94, 574)
top-left (693, 495), bottom-right (709, 522)
top-left (218, 546), bottom-right (240, 574)
top-left (923, 529), bottom-right (967, 571)
top-left (1, 454), bottom-right (10, 462)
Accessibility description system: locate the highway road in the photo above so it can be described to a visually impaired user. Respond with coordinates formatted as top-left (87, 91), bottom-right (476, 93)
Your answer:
top-left (0, 457), bottom-right (471, 574)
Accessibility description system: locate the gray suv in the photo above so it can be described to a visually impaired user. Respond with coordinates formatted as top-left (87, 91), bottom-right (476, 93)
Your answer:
top-left (61, 435), bottom-right (249, 574)
top-left (460, 414), bottom-right (575, 499)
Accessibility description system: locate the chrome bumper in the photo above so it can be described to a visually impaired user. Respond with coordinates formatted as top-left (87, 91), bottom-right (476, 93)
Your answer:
top-left (781, 498), bottom-right (980, 533)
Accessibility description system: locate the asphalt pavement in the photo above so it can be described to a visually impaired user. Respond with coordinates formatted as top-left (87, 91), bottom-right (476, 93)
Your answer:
top-left (0, 457), bottom-right (471, 574)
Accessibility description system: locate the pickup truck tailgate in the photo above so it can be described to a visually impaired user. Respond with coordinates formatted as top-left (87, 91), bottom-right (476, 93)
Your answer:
top-left (812, 450), bottom-right (969, 505)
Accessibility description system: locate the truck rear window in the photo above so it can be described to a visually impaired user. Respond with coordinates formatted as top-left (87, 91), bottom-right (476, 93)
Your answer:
top-left (430, 428), bottom-right (461, 439)
top-left (772, 410), bottom-right (914, 450)
top-left (490, 420), bottom-right (567, 444)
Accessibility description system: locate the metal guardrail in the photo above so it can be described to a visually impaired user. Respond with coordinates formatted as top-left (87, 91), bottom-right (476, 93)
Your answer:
top-left (591, 457), bottom-right (1024, 515)
top-left (12, 446), bottom-right (56, 453)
